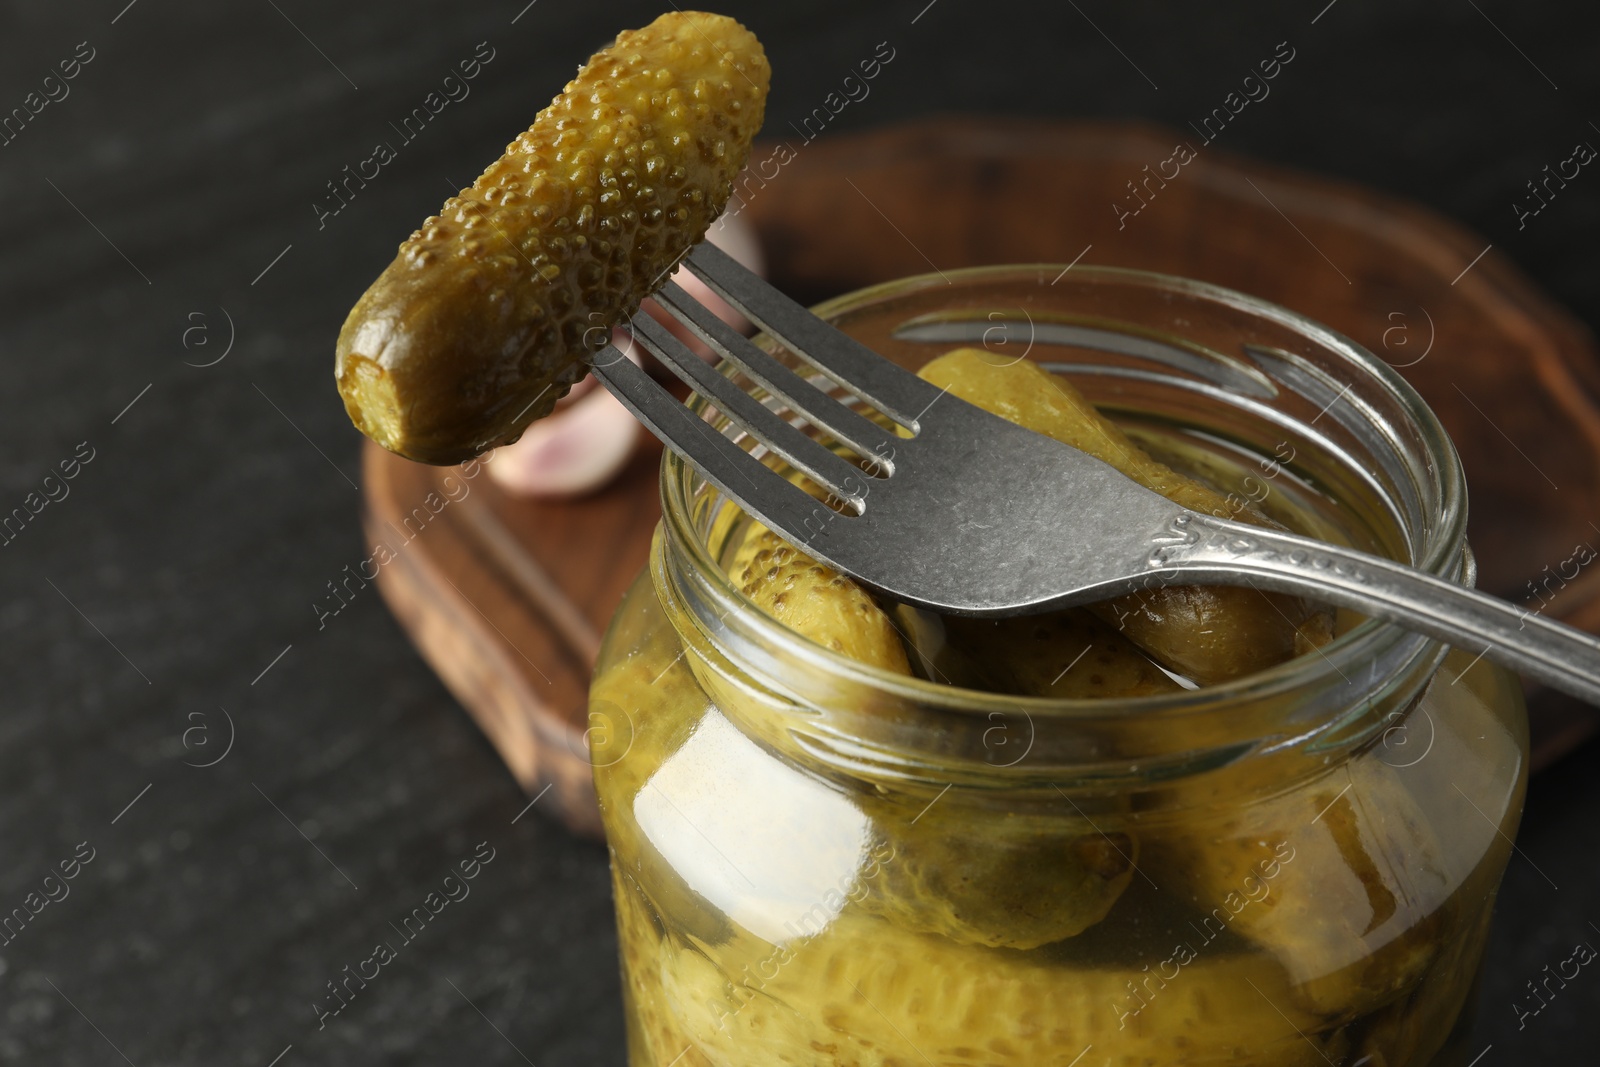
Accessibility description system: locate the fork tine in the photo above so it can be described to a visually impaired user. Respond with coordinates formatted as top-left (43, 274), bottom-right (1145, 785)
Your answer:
top-left (588, 344), bottom-right (841, 541)
top-left (651, 280), bottom-right (902, 468)
top-left (683, 242), bottom-right (945, 430)
top-left (626, 311), bottom-right (869, 508)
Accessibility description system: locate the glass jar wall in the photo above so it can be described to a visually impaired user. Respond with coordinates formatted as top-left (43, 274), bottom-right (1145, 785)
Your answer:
top-left (588, 266), bottom-right (1528, 1067)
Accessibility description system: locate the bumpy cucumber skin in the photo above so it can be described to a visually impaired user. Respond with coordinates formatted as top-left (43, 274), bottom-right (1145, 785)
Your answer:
top-left (735, 528), bottom-right (912, 674)
top-left (336, 12), bottom-right (769, 464)
top-left (618, 882), bottom-right (1339, 1067)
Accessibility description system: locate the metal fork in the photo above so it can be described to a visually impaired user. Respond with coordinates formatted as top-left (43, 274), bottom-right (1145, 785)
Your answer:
top-left (590, 242), bottom-right (1600, 706)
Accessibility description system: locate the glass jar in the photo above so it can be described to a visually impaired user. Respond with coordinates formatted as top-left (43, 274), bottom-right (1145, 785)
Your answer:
top-left (588, 266), bottom-right (1528, 1067)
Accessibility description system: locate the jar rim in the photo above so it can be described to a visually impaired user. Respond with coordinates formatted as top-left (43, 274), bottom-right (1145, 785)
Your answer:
top-left (657, 261), bottom-right (1467, 728)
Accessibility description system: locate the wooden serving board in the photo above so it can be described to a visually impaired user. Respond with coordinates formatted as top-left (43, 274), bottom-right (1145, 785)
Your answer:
top-left (364, 118), bottom-right (1600, 836)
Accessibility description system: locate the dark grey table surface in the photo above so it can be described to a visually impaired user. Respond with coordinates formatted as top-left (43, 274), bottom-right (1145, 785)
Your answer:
top-left (2, 1), bottom-right (1598, 1063)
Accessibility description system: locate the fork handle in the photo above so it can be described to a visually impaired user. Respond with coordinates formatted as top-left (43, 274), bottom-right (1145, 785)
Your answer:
top-left (1161, 513), bottom-right (1600, 706)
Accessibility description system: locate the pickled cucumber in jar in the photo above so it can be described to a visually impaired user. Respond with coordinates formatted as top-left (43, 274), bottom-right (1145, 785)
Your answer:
top-left (914, 348), bottom-right (1334, 685)
top-left (726, 517), bottom-right (1141, 950)
top-left (892, 603), bottom-right (1182, 697)
top-left (857, 796), bottom-right (1139, 951)
top-left (1142, 753), bottom-right (1453, 1020)
top-left (732, 525), bottom-right (911, 674)
top-left (616, 875), bottom-right (1348, 1067)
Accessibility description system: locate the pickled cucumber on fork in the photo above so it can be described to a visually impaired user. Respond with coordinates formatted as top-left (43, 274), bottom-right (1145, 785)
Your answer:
top-left (336, 12), bottom-right (769, 464)
top-left (915, 348), bottom-right (1332, 684)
